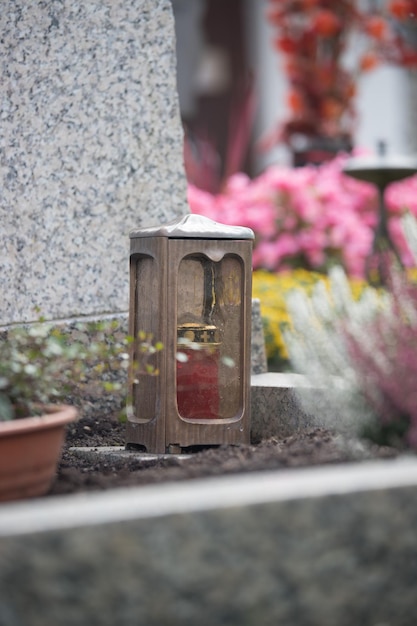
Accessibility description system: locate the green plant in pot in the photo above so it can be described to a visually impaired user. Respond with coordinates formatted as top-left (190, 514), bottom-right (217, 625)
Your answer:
top-left (0, 320), bottom-right (162, 503)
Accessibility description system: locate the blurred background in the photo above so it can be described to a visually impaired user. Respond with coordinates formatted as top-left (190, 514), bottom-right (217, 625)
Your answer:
top-left (172, 0), bottom-right (417, 178)
top-left (171, 0), bottom-right (417, 372)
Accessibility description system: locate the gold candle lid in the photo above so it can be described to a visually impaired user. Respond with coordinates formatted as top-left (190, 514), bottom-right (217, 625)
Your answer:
top-left (177, 322), bottom-right (221, 346)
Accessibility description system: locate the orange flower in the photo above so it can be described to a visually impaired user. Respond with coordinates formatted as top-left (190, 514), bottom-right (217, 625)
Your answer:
top-left (360, 52), bottom-right (380, 72)
top-left (365, 16), bottom-right (388, 40)
top-left (287, 90), bottom-right (305, 114)
top-left (274, 36), bottom-right (298, 54)
top-left (388, 0), bottom-right (414, 19)
top-left (312, 10), bottom-right (342, 37)
top-left (265, 0), bottom-right (417, 150)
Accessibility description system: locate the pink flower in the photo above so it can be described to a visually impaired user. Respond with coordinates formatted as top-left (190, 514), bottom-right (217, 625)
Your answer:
top-left (223, 172), bottom-right (251, 193)
top-left (187, 185), bottom-right (219, 221)
top-left (252, 241), bottom-right (282, 270)
top-left (187, 153), bottom-right (417, 277)
top-left (386, 175), bottom-right (417, 216)
top-left (389, 216), bottom-right (414, 266)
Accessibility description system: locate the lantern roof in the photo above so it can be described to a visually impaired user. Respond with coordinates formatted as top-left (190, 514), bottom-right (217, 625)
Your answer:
top-left (130, 214), bottom-right (255, 240)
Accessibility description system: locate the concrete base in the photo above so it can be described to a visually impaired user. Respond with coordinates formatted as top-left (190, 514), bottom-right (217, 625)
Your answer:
top-left (0, 457), bottom-right (417, 625)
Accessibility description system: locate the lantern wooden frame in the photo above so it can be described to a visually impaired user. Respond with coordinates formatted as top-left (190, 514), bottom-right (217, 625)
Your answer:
top-left (126, 214), bottom-right (254, 454)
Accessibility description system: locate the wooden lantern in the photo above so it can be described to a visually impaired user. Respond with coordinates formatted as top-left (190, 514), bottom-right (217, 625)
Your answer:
top-left (126, 214), bottom-right (254, 453)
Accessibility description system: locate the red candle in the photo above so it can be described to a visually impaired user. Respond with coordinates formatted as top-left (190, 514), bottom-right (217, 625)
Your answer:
top-left (177, 323), bottom-right (221, 420)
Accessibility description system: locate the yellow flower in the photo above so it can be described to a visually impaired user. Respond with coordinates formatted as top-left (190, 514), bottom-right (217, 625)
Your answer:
top-left (252, 269), bottom-right (368, 364)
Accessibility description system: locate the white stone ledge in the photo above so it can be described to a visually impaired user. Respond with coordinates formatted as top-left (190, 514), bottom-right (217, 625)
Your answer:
top-left (0, 455), bottom-right (416, 536)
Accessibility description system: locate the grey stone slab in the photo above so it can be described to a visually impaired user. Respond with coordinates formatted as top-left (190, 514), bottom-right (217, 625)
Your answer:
top-left (251, 372), bottom-right (316, 442)
top-left (0, 458), bottom-right (416, 625)
top-left (0, 0), bottom-right (188, 325)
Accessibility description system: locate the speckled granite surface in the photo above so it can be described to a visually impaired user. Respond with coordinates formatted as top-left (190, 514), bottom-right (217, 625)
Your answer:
top-left (0, 0), bottom-right (188, 325)
top-left (0, 458), bottom-right (417, 625)
top-left (251, 372), bottom-right (316, 441)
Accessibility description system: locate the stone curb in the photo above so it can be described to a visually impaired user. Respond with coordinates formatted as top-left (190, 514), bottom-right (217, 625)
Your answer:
top-left (0, 459), bottom-right (417, 625)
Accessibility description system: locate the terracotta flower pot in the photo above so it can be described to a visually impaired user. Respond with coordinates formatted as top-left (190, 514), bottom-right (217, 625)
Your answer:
top-left (0, 405), bottom-right (78, 502)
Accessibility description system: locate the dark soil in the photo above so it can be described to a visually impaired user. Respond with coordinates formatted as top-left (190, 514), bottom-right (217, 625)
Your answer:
top-left (48, 410), bottom-right (401, 497)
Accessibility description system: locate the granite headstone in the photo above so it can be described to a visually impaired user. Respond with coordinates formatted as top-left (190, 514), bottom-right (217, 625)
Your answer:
top-left (0, 0), bottom-right (188, 326)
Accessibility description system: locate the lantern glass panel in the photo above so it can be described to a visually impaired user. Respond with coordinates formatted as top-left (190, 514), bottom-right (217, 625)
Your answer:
top-left (176, 253), bottom-right (242, 420)
top-left (132, 255), bottom-right (159, 423)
